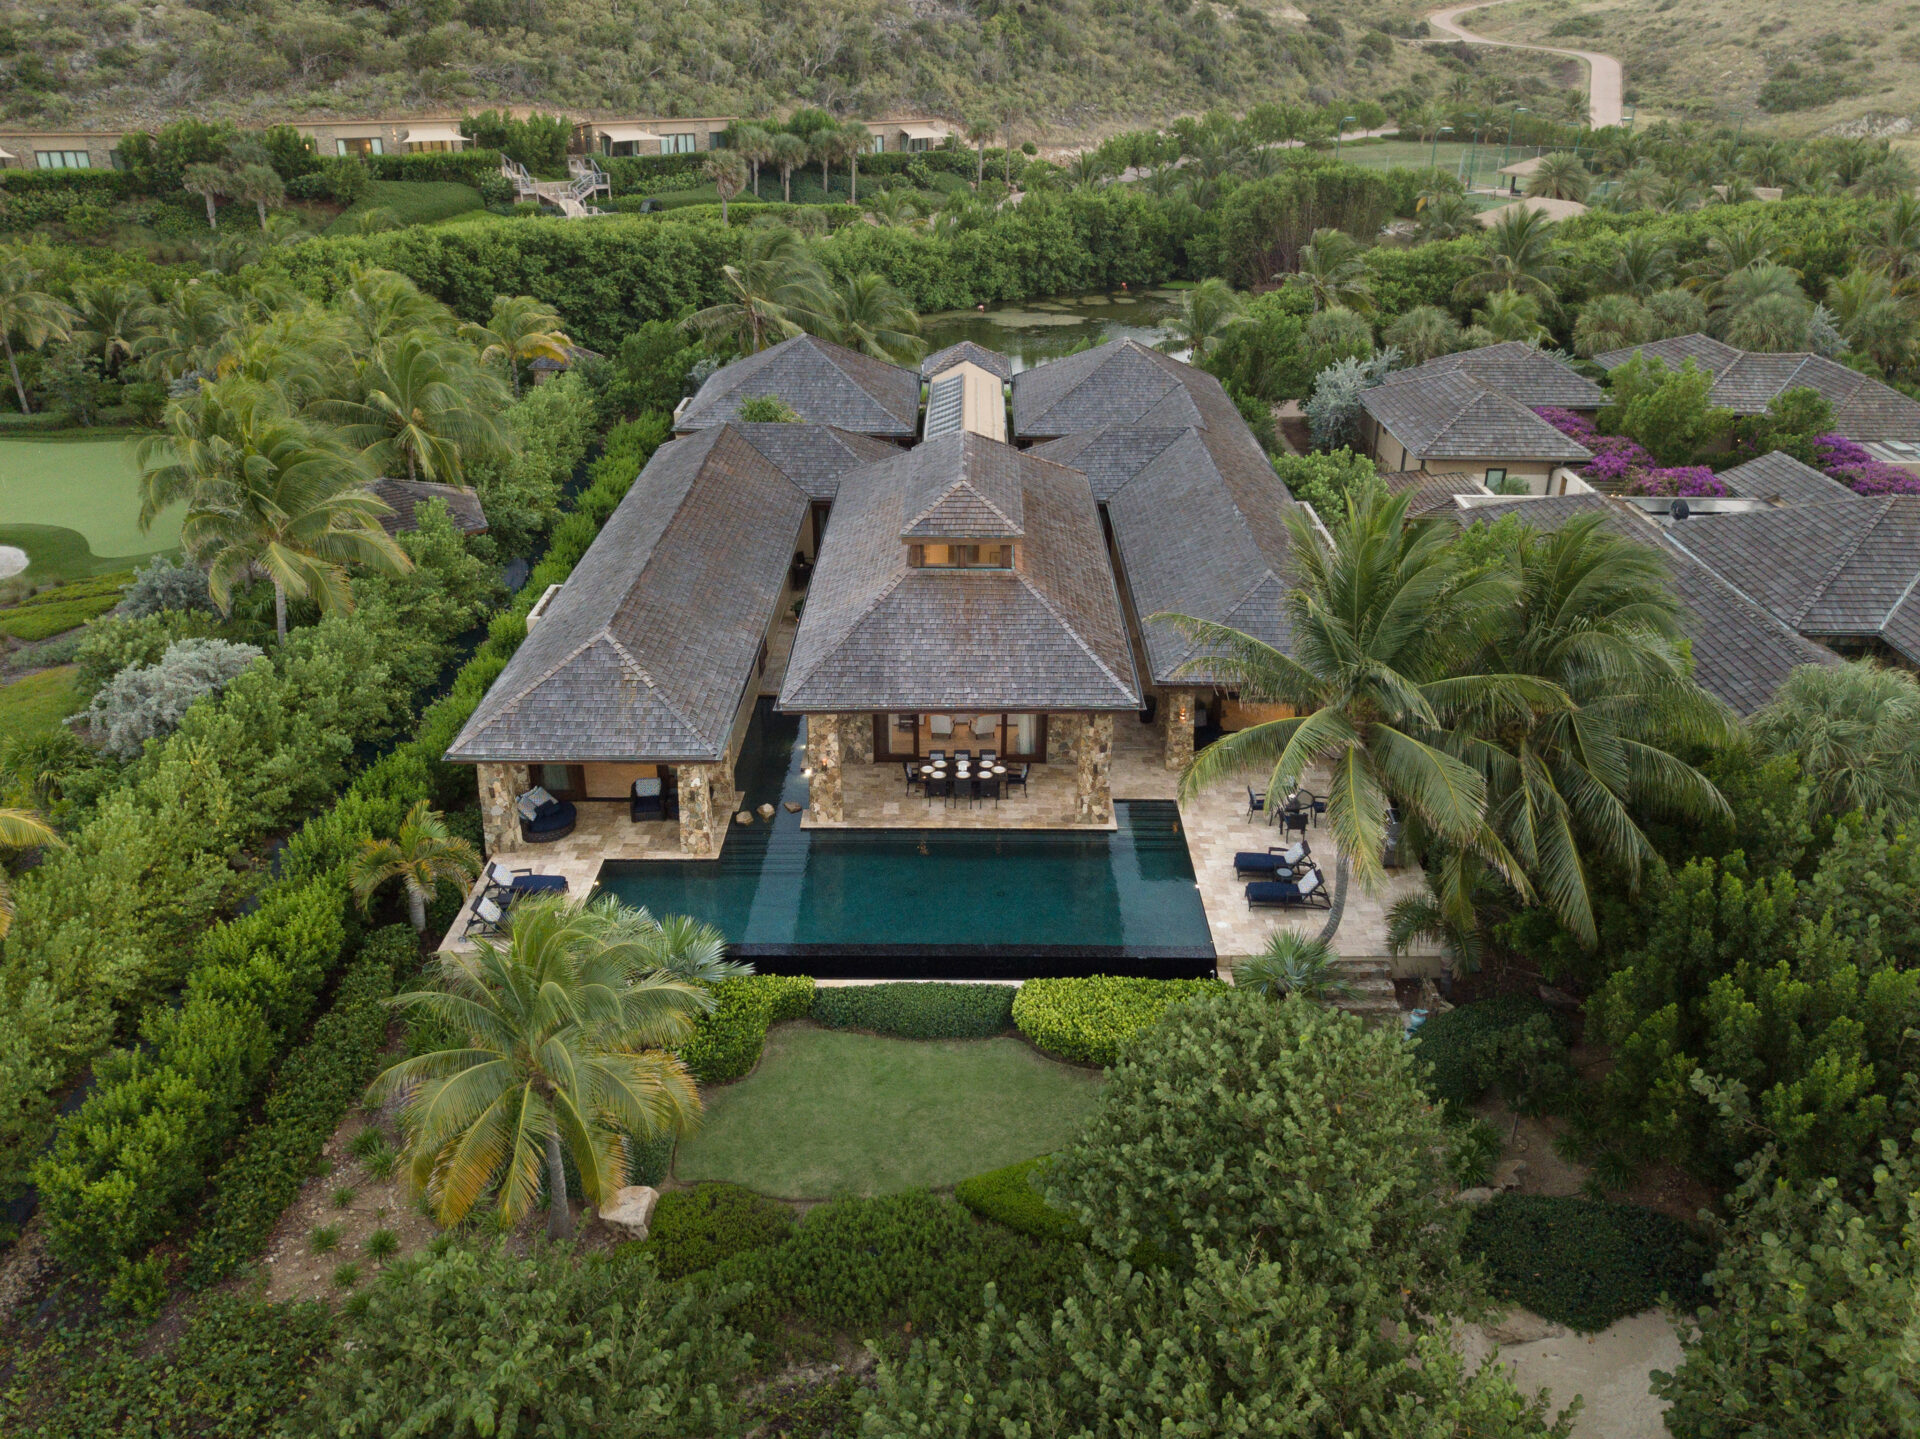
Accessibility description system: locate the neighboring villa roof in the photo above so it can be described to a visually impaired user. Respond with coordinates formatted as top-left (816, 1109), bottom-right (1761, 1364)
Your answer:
top-left (366, 478), bottom-right (488, 536)
top-left (445, 426), bottom-right (809, 764)
top-left (1034, 417), bottom-right (1301, 686)
top-left (1378, 342), bottom-right (1606, 410)
top-left (1661, 497), bottom-right (1920, 665)
top-left (730, 423), bottom-right (900, 502)
top-left (676, 334), bottom-right (920, 438)
top-left (1716, 450), bottom-right (1855, 508)
top-left (1592, 336), bottom-right (1920, 444)
top-left (1379, 470), bottom-right (1487, 517)
top-left (1360, 369), bottom-right (1593, 463)
top-left (1478, 198), bottom-right (1588, 225)
top-left (528, 342), bottom-right (605, 375)
top-left (922, 340), bottom-right (1013, 381)
top-left (1011, 339), bottom-right (1216, 438)
top-left (1498, 156), bottom-right (1547, 178)
top-left (1456, 494), bottom-right (1839, 714)
top-left (778, 432), bottom-right (1140, 713)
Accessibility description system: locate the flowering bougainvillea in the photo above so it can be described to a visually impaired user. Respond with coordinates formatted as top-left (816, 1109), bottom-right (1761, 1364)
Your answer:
top-left (1534, 406), bottom-right (1662, 490)
top-left (1813, 434), bottom-right (1920, 497)
top-left (1623, 467), bottom-right (1730, 499)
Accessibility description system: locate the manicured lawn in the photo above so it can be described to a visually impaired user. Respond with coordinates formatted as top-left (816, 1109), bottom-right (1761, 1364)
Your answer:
top-left (674, 1023), bottom-right (1103, 1199)
top-left (0, 665), bottom-right (86, 739)
top-left (0, 436), bottom-right (182, 577)
top-left (328, 181), bottom-right (486, 233)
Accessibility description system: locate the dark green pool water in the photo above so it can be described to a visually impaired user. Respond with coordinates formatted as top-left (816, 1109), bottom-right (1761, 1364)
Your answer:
top-left (595, 702), bottom-right (1214, 977)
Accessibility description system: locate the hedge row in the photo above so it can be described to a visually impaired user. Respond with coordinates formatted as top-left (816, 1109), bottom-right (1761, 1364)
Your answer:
top-left (364, 149), bottom-right (505, 187)
top-left (678, 975), bottom-right (815, 1083)
top-left (812, 982), bottom-right (1014, 1040)
top-left (185, 925), bottom-right (416, 1286)
top-left (1011, 976), bottom-right (1218, 1066)
top-left (954, 1156), bottom-right (1083, 1242)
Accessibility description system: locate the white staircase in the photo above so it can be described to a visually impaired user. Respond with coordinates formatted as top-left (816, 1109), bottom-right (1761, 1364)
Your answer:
top-left (501, 158), bottom-right (606, 218)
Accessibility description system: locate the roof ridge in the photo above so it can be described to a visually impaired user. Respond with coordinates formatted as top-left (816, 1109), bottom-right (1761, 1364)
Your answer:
top-left (1791, 498), bottom-right (1892, 627)
top-left (781, 566), bottom-right (912, 697)
top-left (600, 632), bottom-right (709, 747)
top-left (1013, 570), bottom-right (1137, 701)
top-left (1105, 429), bottom-right (1189, 498)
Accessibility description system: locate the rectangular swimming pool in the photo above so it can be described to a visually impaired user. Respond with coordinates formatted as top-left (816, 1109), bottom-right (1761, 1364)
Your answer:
top-left (594, 703), bottom-right (1215, 978)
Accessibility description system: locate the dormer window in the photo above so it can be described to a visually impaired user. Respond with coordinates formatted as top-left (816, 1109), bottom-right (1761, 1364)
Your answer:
top-left (909, 542), bottom-right (1015, 569)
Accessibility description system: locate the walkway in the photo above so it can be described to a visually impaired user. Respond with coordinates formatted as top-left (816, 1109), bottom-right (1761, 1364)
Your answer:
top-left (1424, 1), bottom-right (1625, 129)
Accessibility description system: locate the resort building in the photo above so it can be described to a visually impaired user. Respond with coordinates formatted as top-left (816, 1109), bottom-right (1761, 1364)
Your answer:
top-left (571, 118), bottom-right (739, 156)
top-left (1357, 360), bottom-right (1595, 493)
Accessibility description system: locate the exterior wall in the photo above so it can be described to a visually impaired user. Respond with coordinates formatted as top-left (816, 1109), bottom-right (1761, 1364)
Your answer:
top-left (841, 713), bottom-right (876, 765)
top-left (1158, 687), bottom-right (1196, 773)
top-left (1074, 713), bottom-right (1115, 824)
top-left (476, 762), bottom-right (531, 854)
top-left (1447, 457), bottom-right (1558, 493)
top-left (676, 762), bottom-right (724, 856)
top-left (804, 713), bottom-right (844, 822)
top-left (580, 761), bottom-right (659, 799)
top-left (0, 132), bottom-right (126, 169)
top-left (1220, 697), bottom-right (1300, 731)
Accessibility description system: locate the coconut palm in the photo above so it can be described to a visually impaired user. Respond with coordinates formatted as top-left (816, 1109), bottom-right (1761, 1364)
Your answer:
top-left (966, 117), bottom-right (994, 188)
top-left (0, 253), bottom-right (76, 416)
top-left (1604, 233), bottom-right (1675, 297)
top-left (1751, 662), bottom-right (1920, 824)
top-left (1158, 489), bottom-right (1543, 944)
top-left (1164, 277), bottom-right (1246, 362)
top-left (733, 124), bottom-right (773, 198)
top-left (1473, 289), bottom-right (1550, 344)
top-left (460, 294), bottom-right (572, 398)
top-left (321, 333), bottom-right (507, 484)
top-left (0, 807), bottom-right (60, 940)
top-left (367, 895), bottom-right (710, 1240)
top-left (1453, 205), bottom-right (1565, 305)
top-left (182, 162), bottom-right (229, 230)
top-left (135, 280), bottom-right (234, 382)
top-left (1416, 190), bottom-right (1478, 241)
top-left (348, 800), bottom-right (481, 933)
top-left (1573, 292), bottom-right (1653, 357)
top-left (1382, 305), bottom-right (1464, 364)
top-left (1856, 193), bottom-right (1920, 284)
top-left (1684, 219), bottom-right (1775, 302)
top-left (704, 149), bottom-right (749, 225)
top-left (1234, 931), bottom-right (1359, 1005)
top-left (338, 264), bottom-right (458, 351)
top-left (685, 225), bottom-right (834, 353)
top-left (69, 278), bottom-right (149, 380)
top-left (769, 132), bottom-right (808, 205)
top-left (1286, 228), bottom-right (1374, 314)
top-left (1523, 152), bottom-right (1591, 203)
top-left (822, 272), bottom-right (924, 365)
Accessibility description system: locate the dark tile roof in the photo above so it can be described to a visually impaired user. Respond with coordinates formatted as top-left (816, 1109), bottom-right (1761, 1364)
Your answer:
top-left (1379, 342), bottom-right (1605, 410)
top-left (528, 342), bottom-right (605, 374)
top-left (1360, 370), bottom-right (1593, 463)
top-left (1661, 497), bottom-right (1920, 664)
top-left (445, 426), bottom-right (808, 764)
top-left (366, 478), bottom-right (488, 536)
top-left (1717, 450), bottom-right (1854, 507)
top-left (899, 436), bottom-right (1025, 539)
top-left (1029, 427), bottom-right (1191, 501)
top-left (1455, 493), bottom-right (1838, 713)
top-left (1010, 339), bottom-right (1214, 438)
top-left (676, 334), bottom-right (920, 437)
top-left (778, 432), bottom-right (1140, 712)
top-left (921, 340), bottom-right (1013, 381)
top-left (731, 423), bottom-right (899, 501)
top-left (1592, 337), bottom-right (1920, 444)
top-left (1379, 470), bottom-right (1486, 516)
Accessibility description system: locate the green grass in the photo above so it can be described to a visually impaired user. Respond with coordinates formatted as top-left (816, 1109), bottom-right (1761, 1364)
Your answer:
top-left (0, 592), bottom-right (120, 640)
top-left (0, 435), bottom-right (182, 576)
top-left (674, 1024), bottom-right (1104, 1199)
top-left (327, 181), bottom-right (486, 234)
top-left (0, 665), bottom-right (86, 739)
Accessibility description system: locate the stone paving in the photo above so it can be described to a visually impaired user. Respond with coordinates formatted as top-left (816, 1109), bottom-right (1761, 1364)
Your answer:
top-left (811, 756), bottom-right (1111, 831)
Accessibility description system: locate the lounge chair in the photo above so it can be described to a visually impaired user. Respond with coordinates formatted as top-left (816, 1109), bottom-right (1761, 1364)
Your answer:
top-left (1245, 867), bottom-right (1330, 909)
top-left (516, 787), bottom-right (577, 843)
top-left (479, 860), bottom-right (567, 904)
top-left (1233, 840), bottom-right (1310, 879)
top-left (466, 893), bottom-right (509, 937)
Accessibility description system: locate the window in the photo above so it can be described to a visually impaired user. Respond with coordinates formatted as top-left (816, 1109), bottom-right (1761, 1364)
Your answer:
top-left (534, 764), bottom-right (584, 800)
top-left (1484, 467), bottom-right (1508, 488)
top-left (661, 133), bottom-right (698, 155)
top-left (908, 137), bottom-right (931, 153)
top-left (908, 543), bottom-right (1014, 569)
top-left (709, 131), bottom-right (726, 150)
top-left (35, 150), bottom-right (90, 170)
top-left (868, 133), bottom-right (886, 153)
top-left (335, 137), bottom-right (383, 157)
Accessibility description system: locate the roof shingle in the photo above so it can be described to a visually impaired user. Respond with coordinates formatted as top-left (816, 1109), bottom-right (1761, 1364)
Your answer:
top-left (921, 340), bottom-right (1013, 381)
top-left (1361, 370), bottom-right (1593, 463)
top-left (1377, 342), bottom-right (1605, 410)
top-left (1716, 450), bottom-right (1854, 507)
top-left (1010, 339), bottom-right (1215, 438)
top-left (366, 478), bottom-right (488, 536)
top-left (676, 334), bottom-right (920, 437)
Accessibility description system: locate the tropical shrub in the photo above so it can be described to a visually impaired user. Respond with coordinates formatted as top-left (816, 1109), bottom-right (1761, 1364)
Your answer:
top-left (1011, 975), bottom-right (1216, 1065)
top-left (1412, 995), bottom-right (1571, 1115)
top-left (632, 1183), bottom-right (796, 1282)
top-left (1272, 446), bottom-right (1382, 509)
top-left (73, 609), bottom-right (223, 693)
top-left (116, 555), bottom-right (215, 619)
top-left (678, 974), bottom-right (815, 1082)
top-left (954, 1156), bottom-right (1083, 1241)
top-left (78, 637), bottom-right (263, 759)
top-left (811, 981), bottom-right (1013, 1039)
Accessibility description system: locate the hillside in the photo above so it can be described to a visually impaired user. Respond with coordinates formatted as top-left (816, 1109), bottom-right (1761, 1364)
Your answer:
top-left (0, 0), bottom-right (1459, 136)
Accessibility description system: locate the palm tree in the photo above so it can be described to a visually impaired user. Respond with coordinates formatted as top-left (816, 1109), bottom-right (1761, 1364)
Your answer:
top-left (823, 272), bottom-right (925, 365)
top-left (1473, 289), bottom-right (1550, 344)
top-left (1157, 489), bottom-right (1542, 943)
top-left (1234, 931), bottom-right (1359, 1005)
top-left (1684, 218), bottom-right (1775, 303)
top-left (231, 163), bottom-right (285, 229)
top-left (1287, 228), bottom-right (1374, 314)
top-left (1416, 190), bottom-right (1477, 242)
top-left (338, 264), bottom-right (458, 351)
top-left (733, 124), bottom-right (773, 199)
top-left (1605, 233), bottom-right (1675, 297)
top-left (1164, 277), bottom-right (1246, 362)
top-left (1827, 267), bottom-right (1914, 374)
top-left (1068, 151), bottom-right (1106, 190)
top-left (704, 149), bottom-right (749, 225)
top-left (0, 807), bottom-right (60, 940)
top-left (137, 382), bottom-right (411, 640)
top-left (841, 122), bottom-right (871, 204)
top-left (1856, 193), bottom-right (1920, 284)
top-left (182, 162), bottom-right (229, 230)
top-left (135, 280), bottom-right (234, 382)
top-left (769, 132), bottom-right (808, 204)
top-left (1382, 305), bottom-right (1464, 364)
top-left (1454, 205), bottom-right (1565, 305)
top-left (1612, 164), bottom-right (1665, 211)
top-left (685, 225), bottom-right (834, 353)
top-left (812, 125), bottom-right (847, 199)
top-left (1524, 152), bottom-right (1591, 203)
top-left (1573, 292), bottom-right (1653, 356)
top-left (460, 294), bottom-right (572, 398)
top-left (1751, 662), bottom-right (1920, 823)
top-left (1715, 265), bottom-right (1812, 350)
top-left (577, 903), bottom-right (751, 983)
top-left (864, 189), bottom-right (919, 228)
top-left (348, 800), bottom-right (481, 933)
top-left (0, 253), bottom-right (76, 416)
top-left (70, 279), bottom-right (150, 379)
top-left (966, 117), bottom-right (994, 188)
top-left (367, 896), bottom-right (709, 1239)
top-left (322, 333), bottom-right (507, 484)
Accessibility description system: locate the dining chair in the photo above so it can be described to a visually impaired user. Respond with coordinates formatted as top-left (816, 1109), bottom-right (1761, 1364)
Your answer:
top-left (979, 773), bottom-right (1001, 804)
top-left (1006, 764), bottom-right (1029, 797)
top-left (925, 774), bottom-right (951, 806)
top-left (980, 749), bottom-right (998, 765)
top-left (955, 748), bottom-right (972, 762)
top-left (930, 749), bottom-right (946, 764)
top-left (902, 760), bottom-right (923, 796)
top-left (1281, 808), bottom-right (1309, 841)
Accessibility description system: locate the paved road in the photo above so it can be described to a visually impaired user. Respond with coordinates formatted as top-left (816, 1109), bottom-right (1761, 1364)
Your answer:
top-left (1425, 0), bottom-right (1625, 129)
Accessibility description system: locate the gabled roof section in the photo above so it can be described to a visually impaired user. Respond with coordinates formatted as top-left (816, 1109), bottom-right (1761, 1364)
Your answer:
top-left (1380, 470), bottom-right (1487, 517)
top-left (1592, 333), bottom-right (1742, 376)
top-left (1030, 427), bottom-right (1190, 501)
top-left (445, 426), bottom-right (809, 763)
top-left (1717, 450), bottom-right (1853, 507)
top-left (732, 422), bottom-right (899, 501)
top-left (676, 334), bottom-right (920, 437)
top-left (367, 478), bottom-right (488, 536)
top-left (898, 432), bottom-right (1025, 539)
top-left (779, 439), bottom-right (1138, 713)
top-left (1010, 339), bottom-right (1212, 438)
top-left (1454, 493), bottom-right (1839, 714)
top-left (1378, 342), bottom-right (1605, 410)
top-left (1662, 497), bottom-right (1920, 665)
top-left (922, 340), bottom-right (1013, 381)
top-left (1361, 370), bottom-right (1592, 462)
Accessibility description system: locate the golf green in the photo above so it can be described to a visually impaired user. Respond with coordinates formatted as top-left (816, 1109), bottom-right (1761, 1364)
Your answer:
top-left (673, 1024), bottom-right (1104, 1199)
top-left (0, 435), bottom-right (182, 575)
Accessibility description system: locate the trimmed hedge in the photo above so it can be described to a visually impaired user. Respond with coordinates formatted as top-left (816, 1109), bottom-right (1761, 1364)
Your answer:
top-left (0, 591), bottom-right (123, 640)
top-left (631, 1182), bottom-right (795, 1282)
top-left (811, 983), bottom-right (1014, 1040)
top-left (1412, 995), bottom-right (1568, 1114)
top-left (1464, 1195), bottom-right (1711, 1333)
top-left (364, 149), bottom-right (505, 186)
top-left (1011, 976), bottom-right (1218, 1066)
top-left (679, 974), bottom-right (815, 1083)
top-left (954, 1156), bottom-right (1083, 1242)
top-left (185, 925), bottom-right (416, 1286)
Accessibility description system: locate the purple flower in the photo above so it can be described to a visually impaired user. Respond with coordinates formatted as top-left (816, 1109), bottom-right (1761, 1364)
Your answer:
top-left (1534, 406), bottom-right (1599, 443)
top-left (1625, 466), bottom-right (1728, 498)
top-left (1814, 434), bottom-right (1874, 470)
top-left (1812, 433), bottom-right (1920, 496)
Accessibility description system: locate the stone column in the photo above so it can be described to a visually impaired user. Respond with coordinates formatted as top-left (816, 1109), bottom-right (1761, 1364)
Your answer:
top-left (1161, 688), bottom-right (1196, 773)
top-left (1074, 713), bottom-right (1115, 825)
top-left (677, 762), bottom-right (723, 857)
top-left (476, 763), bottom-right (529, 854)
top-left (840, 713), bottom-right (875, 765)
top-left (804, 714), bottom-right (843, 823)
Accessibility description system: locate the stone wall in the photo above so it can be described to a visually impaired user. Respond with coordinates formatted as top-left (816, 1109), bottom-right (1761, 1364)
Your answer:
top-left (677, 762), bottom-right (724, 856)
top-left (1160, 688), bottom-right (1195, 773)
top-left (1074, 713), bottom-right (1114, 825)
top-left (840, 712), bottom-right (875, 765)
top-left (804, 714), bottom-right (843, 822)
top-left (476, 763), bottom-right (529, 854)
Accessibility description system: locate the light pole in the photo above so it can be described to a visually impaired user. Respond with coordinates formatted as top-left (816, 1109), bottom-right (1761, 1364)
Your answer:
top-left (1462, 113), bottom-right (1481, 188)
top-left (1334, 114), bottom-right (1356, 159)
top-left (1501, 106), bottom-right (1529, 180)
top-left (1429, 123), bottom-right (1454, 173)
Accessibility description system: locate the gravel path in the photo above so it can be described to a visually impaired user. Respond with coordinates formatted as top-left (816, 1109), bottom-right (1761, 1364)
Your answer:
top-left (1424, 1), bottom-right (1626, 128)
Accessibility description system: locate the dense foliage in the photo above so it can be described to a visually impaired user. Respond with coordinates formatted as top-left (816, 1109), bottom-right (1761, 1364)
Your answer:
top-left (811, 981), bottom-right (1014, 1039)
top-left (677, 973), bottom-right (817, 1083)
top-left (1412, 995), bottom-right (1571, 1115)
top-left (1010, 975), bottom-right (1216, 1065)
top-left (953, 1156), bottom-right (1083, 1243)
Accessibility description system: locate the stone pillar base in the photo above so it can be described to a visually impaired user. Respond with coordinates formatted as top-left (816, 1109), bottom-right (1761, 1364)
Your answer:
top-left (677, 762), bottom-right (724, 856)
top-left (1162, 688), bottom-right (1196, 773)
top-left (477, 763), bottom-right (529, 854)
top-left (805, 714), bottom-right (843, 823)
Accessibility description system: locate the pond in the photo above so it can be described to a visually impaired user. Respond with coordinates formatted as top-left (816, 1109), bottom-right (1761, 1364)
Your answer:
top-left (922, 290), bottom-right (1187, 371)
